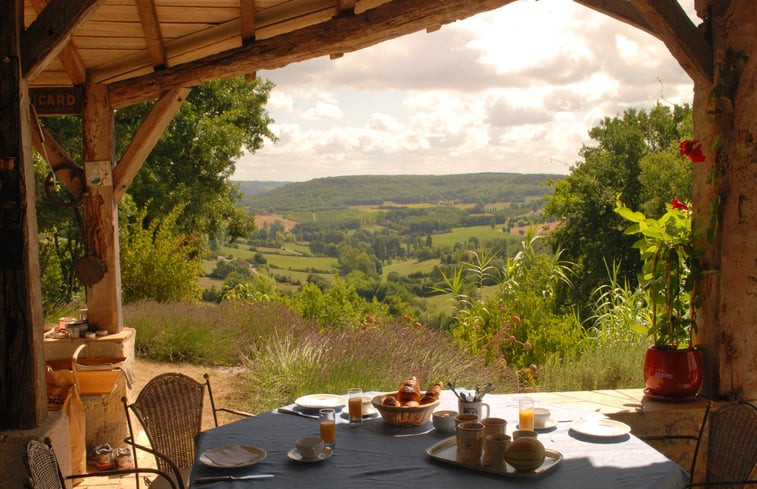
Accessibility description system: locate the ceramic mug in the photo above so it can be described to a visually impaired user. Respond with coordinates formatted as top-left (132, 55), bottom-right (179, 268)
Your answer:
top-left (456, 421), bottom-right (485, 465)
top-left (458, 400), bottom-right (490, 420)
top-left (295, 436), bottom-right (324, 460)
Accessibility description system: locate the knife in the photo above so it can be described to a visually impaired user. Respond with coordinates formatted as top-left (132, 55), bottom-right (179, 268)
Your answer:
top-left (277, 407), bottom-right (318, 419)
top-left (195, 474), bottom-right (275, 483)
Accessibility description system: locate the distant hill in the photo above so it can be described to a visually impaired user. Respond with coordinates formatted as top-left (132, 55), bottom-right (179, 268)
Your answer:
top-left (235, 180), bottom-right (290, 197)
top-left (238, 173), bottom-right (563, 212)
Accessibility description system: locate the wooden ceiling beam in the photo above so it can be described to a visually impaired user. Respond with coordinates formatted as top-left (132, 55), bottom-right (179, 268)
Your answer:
top-left (337, 0), bottom-right (357, 15)
top-left (630, 0), bottom-right (712, 86)
top-left (113, 87), bottom-right (191, 202)
top-left (21, 0), bottom-right (104, 79)
top-left (109, 0), bottom-right (516, 108)
top-left (29, 0), bottom-right (88, 85)
top-left (572, 0), bottom-right (656, 38)
top-left (135, 0), bottom-right (167, 69)
top-left (240, 0), bottom-right (257, 43)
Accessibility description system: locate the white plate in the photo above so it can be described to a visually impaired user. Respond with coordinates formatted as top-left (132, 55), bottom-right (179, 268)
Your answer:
top-left (295, 394), bottom-right (347, 410)
top-left (287, 446), bottom-right (333, 463)
top-left (570, 418), bottom-right (631, 438)
top-left (199, 445), bottom-right (266, 468)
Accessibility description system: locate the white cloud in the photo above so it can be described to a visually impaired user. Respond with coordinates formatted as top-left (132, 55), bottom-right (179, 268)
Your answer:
top-left (301, 101), bottom-right (343, 121)
top-left (234, 0), bottom-right (698, 181)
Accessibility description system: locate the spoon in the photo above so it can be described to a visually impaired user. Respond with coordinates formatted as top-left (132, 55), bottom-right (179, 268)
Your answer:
top-left (393, 428), bottom-right (435, 438)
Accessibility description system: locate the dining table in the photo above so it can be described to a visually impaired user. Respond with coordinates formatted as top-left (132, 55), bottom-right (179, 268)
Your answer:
top-left (190, 389), bottom-right (690, 488)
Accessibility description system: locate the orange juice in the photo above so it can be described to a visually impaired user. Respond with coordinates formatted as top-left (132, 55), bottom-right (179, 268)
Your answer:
top-left (320, 420), bottom-right (336, 443)
top-left (519, 408), bottom-right (535, 431)
top-left (348, 396), bottom-right (363, 421)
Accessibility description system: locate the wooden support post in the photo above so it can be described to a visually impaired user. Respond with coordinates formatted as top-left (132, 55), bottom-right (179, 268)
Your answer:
top-left (0, 0), bottom-right (47, 429)
top-left (81, 83), bottom-right (123, 333)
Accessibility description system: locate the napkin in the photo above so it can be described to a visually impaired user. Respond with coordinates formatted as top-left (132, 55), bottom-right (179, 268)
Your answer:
top-left (202, 445), bottom-right (257, 467)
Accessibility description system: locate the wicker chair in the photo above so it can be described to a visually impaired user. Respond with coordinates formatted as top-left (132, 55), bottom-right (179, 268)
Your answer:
top-left (122, 372), bottom-right (252, 489)
top-left (24, 437), bottom-right (176, 489)
top-left (688, 401), bottom-right (757, 488)
top-left (644, 401), bottom-right (757, 488)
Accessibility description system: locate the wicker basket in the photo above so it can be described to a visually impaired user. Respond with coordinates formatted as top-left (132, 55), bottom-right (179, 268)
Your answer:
top-left (372, 394), bottom-right (440, 426)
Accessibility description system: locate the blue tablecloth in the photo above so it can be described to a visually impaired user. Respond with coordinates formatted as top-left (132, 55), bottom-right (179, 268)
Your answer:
top-left (191, 391), bottom-right (689, 488)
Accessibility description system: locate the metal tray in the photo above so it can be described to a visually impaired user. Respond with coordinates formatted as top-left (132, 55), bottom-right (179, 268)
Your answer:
top-left (426, 436), bottom-right (562, 478)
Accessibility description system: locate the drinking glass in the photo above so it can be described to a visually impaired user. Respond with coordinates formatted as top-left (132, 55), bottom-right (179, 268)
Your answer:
top-left (518, 397), bottom-right (535, 431)
top-left (347, 388), bottom-right (363, 425)
top-left (319, 409), bottom-right (336, 447)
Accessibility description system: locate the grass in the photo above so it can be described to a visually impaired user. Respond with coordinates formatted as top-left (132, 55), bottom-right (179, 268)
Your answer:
top-left (125, 299), bottom-right (516, 414)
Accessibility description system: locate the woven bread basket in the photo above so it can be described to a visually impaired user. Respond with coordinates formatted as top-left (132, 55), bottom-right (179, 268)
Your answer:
top-left (372, 394), bottom-right (440, 426)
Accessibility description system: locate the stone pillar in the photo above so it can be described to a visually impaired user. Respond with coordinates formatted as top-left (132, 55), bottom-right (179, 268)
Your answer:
top-left (692, 0), bottom-right (757, 400)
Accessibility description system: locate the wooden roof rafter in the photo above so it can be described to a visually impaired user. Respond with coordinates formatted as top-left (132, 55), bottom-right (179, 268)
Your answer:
top-left (29, 0), bottom-right (88, 85)
top-left (572, 0), bottom-right (656, 37)
top-left (135, 0), bottom-right (168, 69)
top-left (575, 0), bottom-right (712, 86)
top-left (108, 0), bottom-right (518, 108)
top-left (22, 0), bottom-right (105, 80)
top-left (630, 0), bottom-right (713, 86)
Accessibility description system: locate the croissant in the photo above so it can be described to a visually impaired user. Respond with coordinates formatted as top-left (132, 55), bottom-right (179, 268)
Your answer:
top-left (397, 375), bottom-right (422, 404)
top-left (418, 381), bottom-right (443, 405)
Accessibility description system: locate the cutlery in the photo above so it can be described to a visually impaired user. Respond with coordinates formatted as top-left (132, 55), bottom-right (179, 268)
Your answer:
top-left (277, 407), bottom-right (319, 419)
top-left (393, 428), bottom-right (434, 438)
top-left (195, 474), bottom-right (275, 483)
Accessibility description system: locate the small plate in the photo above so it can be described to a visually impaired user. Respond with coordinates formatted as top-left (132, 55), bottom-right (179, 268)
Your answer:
top-left (199, 445), bottom-right (266, 468)
top-left (288, 446), bottom-right (333, 463)
top-left (570, 418), bottom-right (631, 438)
top-left (295, 394), bottom-right (347, 410)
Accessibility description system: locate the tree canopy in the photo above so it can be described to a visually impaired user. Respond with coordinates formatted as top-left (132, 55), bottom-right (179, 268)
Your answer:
top-left (545, 103), bottom-right (693, 319)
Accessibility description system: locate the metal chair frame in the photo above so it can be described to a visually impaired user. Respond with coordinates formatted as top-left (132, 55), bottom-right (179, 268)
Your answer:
top-left (24, 437), bottom-right (177, 489)
top-left (644, 401), bottom-right (757, 488)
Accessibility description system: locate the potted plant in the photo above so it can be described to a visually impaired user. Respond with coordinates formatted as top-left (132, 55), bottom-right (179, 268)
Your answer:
top-left (615, 198), bottom-right (702, 399)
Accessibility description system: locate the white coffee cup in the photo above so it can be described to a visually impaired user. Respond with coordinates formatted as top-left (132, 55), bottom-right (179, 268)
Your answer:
top-left (458, 400), bottom-right (490, 420)
top-left (432, 410), bottom-right (457, 433)
top-left (295, 436), bottom-right (324, 460)
top-left (533, 407), bottom-right (551, 428)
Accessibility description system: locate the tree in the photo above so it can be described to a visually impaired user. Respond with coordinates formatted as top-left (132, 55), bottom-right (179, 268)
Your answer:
top-left (545, 104), bottom-right (692, 319)
top-left (119, 198), bottom-right (202, 303)
top-left (115, 76), bottom-right (275, 241)
top-left (36, 77), bottom-right (274, 307)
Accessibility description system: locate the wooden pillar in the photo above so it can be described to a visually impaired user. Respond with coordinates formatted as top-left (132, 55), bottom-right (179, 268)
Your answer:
top-left (692, 0), bottom-right (757, 400)
top-left (0, 0), bottom-right (47, 429)
top-left (81, 83), bottom-right (123, 333)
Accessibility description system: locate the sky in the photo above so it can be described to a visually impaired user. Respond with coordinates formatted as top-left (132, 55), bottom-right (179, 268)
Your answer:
top-left (232, 0), bottom-right (697, 182)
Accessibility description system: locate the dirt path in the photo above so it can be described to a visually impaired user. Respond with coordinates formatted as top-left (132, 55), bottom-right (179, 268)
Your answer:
top-left (133, 358), bottom-right (249, 428)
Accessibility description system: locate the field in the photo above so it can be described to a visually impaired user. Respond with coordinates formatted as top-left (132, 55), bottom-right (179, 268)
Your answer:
top-left (432, 225), bottom-right (509, 248)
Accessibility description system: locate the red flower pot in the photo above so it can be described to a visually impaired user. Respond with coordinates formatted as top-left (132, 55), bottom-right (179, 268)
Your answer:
top-left (643, 346), bottom-right (702, 398)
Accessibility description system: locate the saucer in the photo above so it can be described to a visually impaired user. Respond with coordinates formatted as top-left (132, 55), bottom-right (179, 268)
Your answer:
top-left (288, 446), bottom-right (333, 463)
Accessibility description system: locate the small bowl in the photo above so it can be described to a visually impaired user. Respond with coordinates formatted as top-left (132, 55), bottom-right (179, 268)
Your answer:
top-left (432, 410), bottom-right (457, 432)
top-left (533, 407), bottom-right (551, 428)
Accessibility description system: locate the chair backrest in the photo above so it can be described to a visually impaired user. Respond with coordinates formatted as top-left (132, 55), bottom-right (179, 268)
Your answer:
top-left (25, 439), bottom-right (65, 489)
top-left (126, 372), bottom-right (206, 473)
top-left (704, 401), bottom-right (757, 486)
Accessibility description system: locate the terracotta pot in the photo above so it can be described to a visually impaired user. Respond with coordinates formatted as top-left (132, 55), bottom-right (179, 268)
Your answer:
top-left (643, 346), bottom-right (702, 398)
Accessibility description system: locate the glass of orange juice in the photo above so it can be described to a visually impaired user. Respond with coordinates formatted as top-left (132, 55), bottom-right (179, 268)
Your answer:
top-left (319, 409), bottom-right (336, 447)
top-left (347, 388), bottom-right (363, 426)
top-left (518, 397), bottom-right (535, 431)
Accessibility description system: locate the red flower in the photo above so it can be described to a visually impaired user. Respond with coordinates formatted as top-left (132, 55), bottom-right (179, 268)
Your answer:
top-left (679, 140), bottom-right (706, 162)
top-left (671, 198), bottom-right (689, 211)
